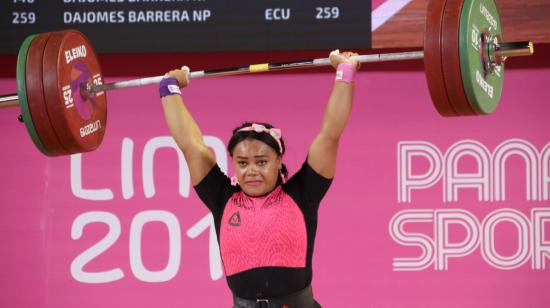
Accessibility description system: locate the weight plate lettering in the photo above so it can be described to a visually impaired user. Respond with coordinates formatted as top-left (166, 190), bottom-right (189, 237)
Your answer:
top-left (459, 0), bottom-right (503, 114)
top-left (42, 30), bottom-right (107, 154)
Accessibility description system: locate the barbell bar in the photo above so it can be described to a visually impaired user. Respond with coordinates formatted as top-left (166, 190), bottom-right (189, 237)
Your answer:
top-left (0, 50), bottom-right (427, 104)
top-left (87, 51), bottom-right (426, 94)
top-left (0, 42), bottom-right (532, 104)
top-left (0, 0), bottom-right (536, 156)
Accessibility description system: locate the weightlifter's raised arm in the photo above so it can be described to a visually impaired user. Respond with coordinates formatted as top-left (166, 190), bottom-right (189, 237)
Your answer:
top-left (160, 67), bottom-right (216, 185)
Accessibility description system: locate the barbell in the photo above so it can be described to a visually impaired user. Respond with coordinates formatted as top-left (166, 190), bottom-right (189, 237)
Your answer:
top-left (0, 0), bottom-right (535, 157)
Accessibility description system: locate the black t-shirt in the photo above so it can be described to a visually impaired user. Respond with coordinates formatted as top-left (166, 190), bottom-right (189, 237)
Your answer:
top-left (194, 160), bottom-right (332, 299)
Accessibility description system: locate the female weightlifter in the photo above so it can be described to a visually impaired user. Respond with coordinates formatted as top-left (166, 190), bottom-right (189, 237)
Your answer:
top-left (159, 50), bottom-right (359, 308)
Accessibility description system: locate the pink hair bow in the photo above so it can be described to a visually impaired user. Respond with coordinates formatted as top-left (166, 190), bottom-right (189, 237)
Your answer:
top-left (237, 123), bottom-right (283, 154)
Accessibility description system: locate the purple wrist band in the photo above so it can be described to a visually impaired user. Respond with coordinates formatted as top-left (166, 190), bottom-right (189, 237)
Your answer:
top-left (159, 77), bottom-right (181, 98)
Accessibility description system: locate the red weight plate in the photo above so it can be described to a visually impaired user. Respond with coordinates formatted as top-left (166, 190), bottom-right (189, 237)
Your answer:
top-left (424, 0), bottom-right (458, 117)
top-left (26, 32), bottom-right (71, 156)
top-left (43, 30), bottom-right (107, 154)
top-left (441, 0), bottom-right (476, 116)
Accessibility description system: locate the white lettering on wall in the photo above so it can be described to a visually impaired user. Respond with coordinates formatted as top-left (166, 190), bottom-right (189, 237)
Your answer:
top-left (389, 208), bottom-right (550, 271)
top-left (71, 135), bottom-right (227, 200)
top-left (398, 139), bottom-right (547, 203)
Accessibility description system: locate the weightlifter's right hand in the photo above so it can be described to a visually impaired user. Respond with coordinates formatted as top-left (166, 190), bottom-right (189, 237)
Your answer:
top-left (165, 66), bottom-right (190, 88)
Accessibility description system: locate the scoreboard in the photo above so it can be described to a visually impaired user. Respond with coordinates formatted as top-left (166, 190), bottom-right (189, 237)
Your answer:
top-left (1, 0), bottom-right (371, 54)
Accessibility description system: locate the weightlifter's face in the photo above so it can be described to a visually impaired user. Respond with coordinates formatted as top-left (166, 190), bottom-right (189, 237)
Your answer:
top-left (231, 138), bottom-right (282, 197)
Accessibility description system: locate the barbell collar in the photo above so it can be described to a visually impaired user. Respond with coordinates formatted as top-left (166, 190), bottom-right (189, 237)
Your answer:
top-left (495, 41), bottom-right (534, 59)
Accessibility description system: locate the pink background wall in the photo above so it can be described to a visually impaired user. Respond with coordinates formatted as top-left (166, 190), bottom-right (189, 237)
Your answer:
top-left (0, 67), bottom-right (549, 307)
